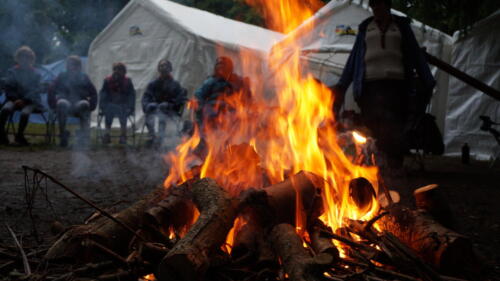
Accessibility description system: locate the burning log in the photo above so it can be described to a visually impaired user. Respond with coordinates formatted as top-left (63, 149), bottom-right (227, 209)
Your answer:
top-left (378, 207), bottom-right (477, 276)
top-left (308, 219), bottom-right (339, 264)
top-left (348, 177), bottom-right (376, 212)
top-left (413, 184), bottom-right (455, 229)
top-left (157, 178), bottom-right (238, 281)
top-left (270, 224), bottom-right (332, 281)
top-left (45, 181), bottom-right (195, 262)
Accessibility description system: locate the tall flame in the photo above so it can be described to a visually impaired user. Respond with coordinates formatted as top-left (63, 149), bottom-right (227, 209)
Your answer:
top-left (164, 0), bottom-right (380, 244)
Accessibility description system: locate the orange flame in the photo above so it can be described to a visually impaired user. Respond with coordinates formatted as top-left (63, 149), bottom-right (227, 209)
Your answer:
top-left (163, 0), bottom-right (380, 247)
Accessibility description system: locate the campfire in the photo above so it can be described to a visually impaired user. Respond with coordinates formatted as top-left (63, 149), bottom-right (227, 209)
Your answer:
top-left (10, 0), bottom-right (478, 280)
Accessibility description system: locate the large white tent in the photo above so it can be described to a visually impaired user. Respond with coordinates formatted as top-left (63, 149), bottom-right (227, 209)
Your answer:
top-left (87, 0), bottom-right (283, 122)
top-left (271, 0), bottom-right (453, 133)
top-left (443, 9), bottom-right (500, 160)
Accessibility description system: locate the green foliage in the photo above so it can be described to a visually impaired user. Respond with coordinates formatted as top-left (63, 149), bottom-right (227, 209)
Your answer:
top-left (392, 0), bottom-right (499, 34)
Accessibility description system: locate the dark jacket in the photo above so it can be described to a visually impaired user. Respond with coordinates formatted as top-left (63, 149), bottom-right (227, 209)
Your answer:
top-left (141, 76), bottom-right (187, 113)
top-left (99, 76), bottom-right (135, 112)
top-left (49, 71), bottom-right (97, 110)
top-left (3, 65), bottom-right (41, 105)
top-left (337, 15), bottom-right (436, 101)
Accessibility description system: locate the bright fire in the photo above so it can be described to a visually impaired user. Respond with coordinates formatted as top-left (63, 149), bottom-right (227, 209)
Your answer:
top-left (163, 0), bottom-right (379, 248)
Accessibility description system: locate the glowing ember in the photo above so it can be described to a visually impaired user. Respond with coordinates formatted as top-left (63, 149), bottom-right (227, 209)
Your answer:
top-left (163, 0), bottom-right (380, 246)
top-left (141, 274), bottom-right (156, 281)
top-left (352, 131), bottom-right (367, 144)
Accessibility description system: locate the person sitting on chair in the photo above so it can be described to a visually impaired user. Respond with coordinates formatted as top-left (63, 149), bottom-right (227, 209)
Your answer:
top-left (141, 59), bottom-right (187, 146)
top-left (49, 56), bottom-right (97, 147)
top-left (0, 46), bottom-right (42, 146)
top-left (99, 62), bottom-right (135, 144)
top-left (194, 56), bottom-right (250, 128)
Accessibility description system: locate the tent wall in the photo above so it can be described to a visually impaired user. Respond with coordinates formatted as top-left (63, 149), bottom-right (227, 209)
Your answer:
top-left (87, 0), bottom-right (272, 125)
top-left (443, 10), bottom-right (500, 159)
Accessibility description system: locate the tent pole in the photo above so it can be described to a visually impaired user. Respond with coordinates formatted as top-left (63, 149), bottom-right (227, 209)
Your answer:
top-left (423, 49), bottom-right (500, 101)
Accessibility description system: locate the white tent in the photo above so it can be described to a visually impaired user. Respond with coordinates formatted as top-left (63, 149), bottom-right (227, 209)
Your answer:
top-left (271, 0), bottom-right (453, 133)
top-left (444, 9), bottom-right (500, 160)
top-left (87, 0), bottom-right (283, 122)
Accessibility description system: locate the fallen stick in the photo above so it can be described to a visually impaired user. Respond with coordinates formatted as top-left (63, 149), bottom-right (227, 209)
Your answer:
top-left (157, 178), bottom-right (238, 281)
top-left (5, 224), bottom-right (31, 276)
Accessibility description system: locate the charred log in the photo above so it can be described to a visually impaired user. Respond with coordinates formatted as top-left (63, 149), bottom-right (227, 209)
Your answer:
top-left (413, 184), bottom-right (455, 229)
top-left (157, 178), bottom-right (238, 281)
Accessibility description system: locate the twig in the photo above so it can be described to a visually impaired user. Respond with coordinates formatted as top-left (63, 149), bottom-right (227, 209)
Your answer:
top-left (22, 165), bottom-right (148, 242)
top-left (5, 224), bottom-right (31, 276)
top-left (364, 212), bottom-right (388, 232)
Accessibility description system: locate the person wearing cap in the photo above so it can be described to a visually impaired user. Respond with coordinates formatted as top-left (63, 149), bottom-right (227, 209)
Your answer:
top-left (99, 62), bottom-right (136, 144)
top-left (141, 59), bottom-right (187, 145)
top-left (49, 55), bottom-right (97, 147)
top-left (0, 46), bottom-right (42, 145)
top-left (331, 0), bottom-right (435, 168)
top-left (194, 56), bottom-right (250, 126)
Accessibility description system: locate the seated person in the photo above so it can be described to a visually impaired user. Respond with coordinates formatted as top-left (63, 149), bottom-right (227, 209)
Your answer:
top-left (0, 46), bottom-right (42, 146)
top-left (194, 56), bottom-right (250, 127)
top-left (141, 59), bottom-right (187, 145)
top-left (99, 62), bottom-right (135, 144)
top-left (49, 56), bottom-right (97, 147)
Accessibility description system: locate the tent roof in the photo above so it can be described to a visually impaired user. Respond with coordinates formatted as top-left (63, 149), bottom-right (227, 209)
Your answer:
top-left (139, 0), bottom-right (284, 53)
top-left (274, 0), bottom-right (452, 52)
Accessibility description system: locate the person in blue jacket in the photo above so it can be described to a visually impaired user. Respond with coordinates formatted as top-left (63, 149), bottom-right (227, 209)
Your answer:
top-left (0, 46), bottom-right (41, 146)
top-left (332, 0), bottom-right (436, 168)
top-left (194, 56), bottom-right (250, 127)
top-left (141, 59), bottom-right (187, 145)
top-left (99, 62), bottom-right (135, 144)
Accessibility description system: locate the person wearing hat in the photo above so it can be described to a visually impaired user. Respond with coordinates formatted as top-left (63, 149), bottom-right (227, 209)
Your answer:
top-left (0, 46), bottom-right (42, 146)
top-left (99, 62), bottom-right (136, 144)
top-left (49, 55), bottom-right (97, 147)
top-left (141, 59), bottom-right (187, 145)
top-left (194, 56), bottom-right (250, 126)
top-left (331, 0), bottom-right (435, 168)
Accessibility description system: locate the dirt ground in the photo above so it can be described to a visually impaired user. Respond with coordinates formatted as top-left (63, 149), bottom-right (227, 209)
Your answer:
top-left (0, 146), bottom-right (499, 280)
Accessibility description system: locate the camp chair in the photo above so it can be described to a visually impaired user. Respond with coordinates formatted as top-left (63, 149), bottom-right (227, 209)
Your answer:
top-left (5, 107), bottom-right (52, 144)
top-left (139, 104), bottom-right (185, 146)
top-left (95, 106), bottom-right (137, 146)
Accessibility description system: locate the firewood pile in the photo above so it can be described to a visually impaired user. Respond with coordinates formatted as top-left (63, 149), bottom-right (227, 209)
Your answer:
top-left (0, 167), bottom-right (481, 281)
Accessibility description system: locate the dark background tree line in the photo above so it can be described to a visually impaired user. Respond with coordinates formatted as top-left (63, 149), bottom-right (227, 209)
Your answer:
top-left (0, 0), bottom-right (497, 72)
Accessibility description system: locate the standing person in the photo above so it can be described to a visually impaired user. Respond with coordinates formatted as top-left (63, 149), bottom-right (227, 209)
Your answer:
top-left (194, 56), bottom-right (250, 126)
top-left (141, 59), bottom-right (187, 146)
top-left (331, 0), bottom-right (436, 168)
top-left (49, 56), bottom-right (97, 147)
top-left (0, 46), bottom-right (41, 145)
top-left (99, 62), bottom-right (135, 144)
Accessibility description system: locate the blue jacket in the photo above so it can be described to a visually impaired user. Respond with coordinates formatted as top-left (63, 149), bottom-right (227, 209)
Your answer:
top-left (337, 15), bottom-right (436, 101)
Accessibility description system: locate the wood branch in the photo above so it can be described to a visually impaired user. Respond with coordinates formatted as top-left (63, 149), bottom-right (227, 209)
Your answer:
top-left (413, 184), bottom-right (455, 229)
top-left (44, 181), bottom-right (193, 262)
top-left (157, 178), bottom-right (238, 281)
top-left (378, 207), bottom-right (478, 276)
top-left (5, 224), bottom-right (31, 276)
top-left (270, 224), bottom-right (331, 281)
top-left (308, 219), bottom-right (339, 264)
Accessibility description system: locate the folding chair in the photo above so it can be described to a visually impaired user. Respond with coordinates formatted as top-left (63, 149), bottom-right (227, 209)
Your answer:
top-left (95, 107), bottom-right (137, 146)
top-left (5, 107), bottom-right (52, 144)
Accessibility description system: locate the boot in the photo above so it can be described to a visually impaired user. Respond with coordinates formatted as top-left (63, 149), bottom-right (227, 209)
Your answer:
top-left (119, 135), bottom-right (127, 145)
top-left (15, 134), bottom-right (30, 146)
top-left (60, 131), bottom-right (69, 147)
top-left (0, 130), bottom-right (9, 145)
top-left (102, 133), bottom-right (111, 144)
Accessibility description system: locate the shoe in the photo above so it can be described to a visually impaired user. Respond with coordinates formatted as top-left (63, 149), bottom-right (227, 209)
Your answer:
top-left (60, 131), bottom-right (69, 147)
top-left (0, 132), bottom-right (9, 145)
top-left (103, 133), bottom-right (111, 144)
top-left (119, 135), bottom-right (127, 145)
top-left (15, 134), bottom-right (30, 146)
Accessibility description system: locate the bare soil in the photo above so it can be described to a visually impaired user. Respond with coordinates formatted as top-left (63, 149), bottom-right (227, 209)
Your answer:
top-left (0, 148), bottom-right (499, 279)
